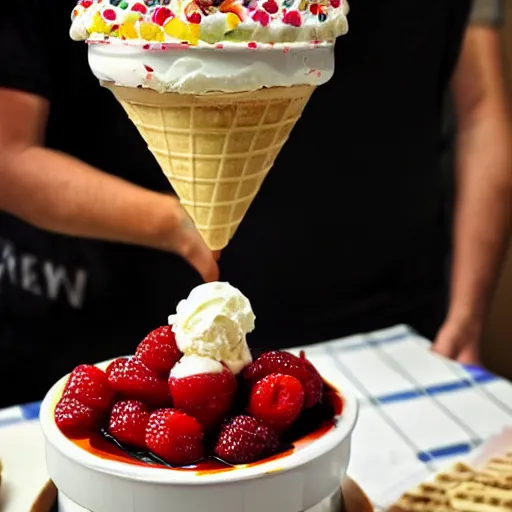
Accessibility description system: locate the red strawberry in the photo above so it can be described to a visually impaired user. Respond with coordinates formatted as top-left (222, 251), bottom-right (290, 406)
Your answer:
top-left (214, 415), bottom-right (279, 464)
top-left (131, 2), bottom-right (147, 14)
top-left (248, 373), bottom-right (304, 431)
top-left (145, 409), bottom-right (204, 466)
top-left (135, 326), bottom-right (182, 377)
top-left (62, 364), bottom-right (114, 412)
top-left (169, 363), bottom-right (236, 431)
top-left (282, 10), bottom-right (302, 26)
top-left (252, 9), bottom-right (270, 26)
top-left (262, 0), bottom-right (278, 13)
top-left (184, 2), bottom-right (202, 23)
top-left (102, 8), bottom-right (117, 21)
top-left (108, 400), bottom-right (150, 449)
top-left (244, 350), bottom-right (322, 408)
top-left (151, 6), bottom-right (174, 26)
top-left (107, 357), bottom-right (171, 407)
top-left (55, 397), bottom-right (103, 437)
top-left (188, 11), bottom-right (201, 23)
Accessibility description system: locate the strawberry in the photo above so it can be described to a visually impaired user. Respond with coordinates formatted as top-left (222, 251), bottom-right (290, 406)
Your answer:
top-left (145, 409), bottom-right (204, 466)
top-left (252, 9), bottom-right (270, 26)
top-left (131, 2), bottom-right (147, 14)
top-left (184, 2), bottom-right (202, 23)
top-left (244, 350), bottom-right (323, 408)
top-left (102, 8), bottom-right (117, 21)
top-left (214, 415), bottom-right (279, 464)
top-left (108, 400), bottom-right (150, 449)
top-left (169, 364), bottom-right (236, 431)
top-left (106, 357), bottom-right (171, 407)
top-left (262, 0), bottom-right (278, 13)
top-left (62, 364), bottom-right (114, 412)
top-left (55, 397), bottom-right (103, 437)
top-left (151, 6), bottom-right (174, 25)
top-left (135, 326), bottom-right (182, 377)
top-left (282, 10), bottom-right (302, 26)
top-left (248, 373), bottom-right (304, 431)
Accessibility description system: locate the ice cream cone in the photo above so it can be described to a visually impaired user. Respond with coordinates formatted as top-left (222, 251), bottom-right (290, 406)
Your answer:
top-left (102, 82), bottom-right (315, 250)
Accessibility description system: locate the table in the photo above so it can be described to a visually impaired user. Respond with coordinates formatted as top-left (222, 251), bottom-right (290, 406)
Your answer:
top-left (2, 324), bottom-right (512, 511)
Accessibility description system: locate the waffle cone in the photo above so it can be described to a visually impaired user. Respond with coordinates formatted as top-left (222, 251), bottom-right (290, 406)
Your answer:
top-left (103, 83), bottom-right (315, 250)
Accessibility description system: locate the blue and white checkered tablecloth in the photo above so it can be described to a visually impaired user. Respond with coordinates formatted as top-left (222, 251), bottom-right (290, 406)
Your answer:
top-left (1, 324), bottom-right (512, 511)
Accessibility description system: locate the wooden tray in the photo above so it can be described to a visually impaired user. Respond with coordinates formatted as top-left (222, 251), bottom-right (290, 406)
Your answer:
top-left (31, 478), bottom-right (374, 512)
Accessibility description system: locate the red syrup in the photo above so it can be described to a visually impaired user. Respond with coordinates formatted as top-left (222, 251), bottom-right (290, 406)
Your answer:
top-left (68, 379), bottom-right (344, 475)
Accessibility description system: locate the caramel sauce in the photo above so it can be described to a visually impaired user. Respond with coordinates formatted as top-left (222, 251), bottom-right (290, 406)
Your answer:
top-left (68, 380), bottom-right (343, 474)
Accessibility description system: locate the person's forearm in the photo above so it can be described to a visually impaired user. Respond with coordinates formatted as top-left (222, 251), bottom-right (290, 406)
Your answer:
top-left (448, 106), bottom-right (512, 331)
top-left (0, 145), bottom-right (176, 251)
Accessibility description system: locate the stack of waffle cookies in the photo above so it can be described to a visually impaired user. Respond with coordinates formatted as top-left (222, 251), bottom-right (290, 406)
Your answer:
top-left (390, 454), bottom-right (512, 512)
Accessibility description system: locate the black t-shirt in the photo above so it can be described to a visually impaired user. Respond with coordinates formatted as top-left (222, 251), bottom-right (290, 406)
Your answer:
top-left (0, 0), bottom-right (471, 403)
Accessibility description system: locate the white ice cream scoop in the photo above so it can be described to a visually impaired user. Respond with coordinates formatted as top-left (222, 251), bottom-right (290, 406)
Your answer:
top-left (168, 282), bottom-right (255, 374)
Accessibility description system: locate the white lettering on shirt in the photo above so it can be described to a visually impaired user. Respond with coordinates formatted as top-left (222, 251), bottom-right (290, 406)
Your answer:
top-left (21, 254), bottom-right (42, 295)
top-left (0, 237), bottom-right (88, 309)
top-left (0, 241), bottom-right (17, 285)
top-left (44, 262), bottom-right (87, 309)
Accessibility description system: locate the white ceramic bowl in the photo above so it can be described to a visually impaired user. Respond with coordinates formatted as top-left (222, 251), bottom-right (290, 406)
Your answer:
top-left (40, 361), bottom-right (358, 512)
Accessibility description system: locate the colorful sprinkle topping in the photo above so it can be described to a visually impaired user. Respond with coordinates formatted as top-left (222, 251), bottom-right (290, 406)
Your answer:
top-left (70, 0), bottom-right (349, 44)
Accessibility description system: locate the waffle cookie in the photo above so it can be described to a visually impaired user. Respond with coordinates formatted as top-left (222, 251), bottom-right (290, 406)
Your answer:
top-left (389, 456), bottom-right (512, 512)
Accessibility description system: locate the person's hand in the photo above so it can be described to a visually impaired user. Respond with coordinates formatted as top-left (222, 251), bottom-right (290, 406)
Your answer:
top-left (432, 317), bottom-right (482, 366)
top-left (160, 196), bottom-right (219, 283)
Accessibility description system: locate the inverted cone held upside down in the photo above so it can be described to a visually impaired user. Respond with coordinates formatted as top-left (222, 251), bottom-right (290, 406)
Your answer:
top-left (103, 83), bottom-right (315, 250)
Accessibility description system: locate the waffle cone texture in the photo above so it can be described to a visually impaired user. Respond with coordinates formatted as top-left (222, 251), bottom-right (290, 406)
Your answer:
top-left (103, 83), bottom-right (315, 250)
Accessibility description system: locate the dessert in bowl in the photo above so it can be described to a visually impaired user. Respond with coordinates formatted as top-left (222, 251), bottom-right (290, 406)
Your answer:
top-left (40, 283), bottom-right (358, 512)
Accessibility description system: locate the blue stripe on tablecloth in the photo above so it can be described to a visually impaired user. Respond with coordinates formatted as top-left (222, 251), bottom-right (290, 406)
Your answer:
top-left (370, 340), bottom-right (482, 444)
top-left (473, 373), bottom-right (498, 384)
top-left (325, 343), bottom-right (437, 472)
top-left (21, 401), bottom-right (42, 420)
top-left (427, 352), bottom-right (512, 417)
top-left (0, 402), bottom-right (41, 428)
top-left (367, 334), bottom-right (410, 347)
top-left (426, 380), bottom-right (472, 394)
top-left (417, 441), bottom-right (478, 462)
top-left (374, 376), bottom-right (499, 405)
top-left (376, 390), bottom-right (423, 404)
top-left (338, 333), bottom-right (410, 352)
top-left (463, 364), bottom-right (497, 381)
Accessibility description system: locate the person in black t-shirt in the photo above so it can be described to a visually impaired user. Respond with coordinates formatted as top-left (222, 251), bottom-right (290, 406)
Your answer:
top-left (438, 0), bottom-right (509, 362)
top-left (0, 0), bottom-right (511, 407)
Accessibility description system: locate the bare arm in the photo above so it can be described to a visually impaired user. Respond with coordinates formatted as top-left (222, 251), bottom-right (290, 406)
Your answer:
top-left (0, 88), bottom-right (218, 281)
top-left (434, 26), bottom-right (512, 363)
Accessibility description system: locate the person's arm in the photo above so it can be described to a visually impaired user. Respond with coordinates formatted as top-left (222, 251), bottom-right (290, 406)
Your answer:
top-left (433, 25), bottom-right (512, 364)
top-left (0, 88), bottom-right (219, 282)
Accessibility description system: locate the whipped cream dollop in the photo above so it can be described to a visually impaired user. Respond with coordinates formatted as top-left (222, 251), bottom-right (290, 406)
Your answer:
top-left (70, 0), bottom-right (349, 45)
top-left (168, 282), bottom-right (254, 375)
top-left (170, 354), bottom-right (225, 378)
